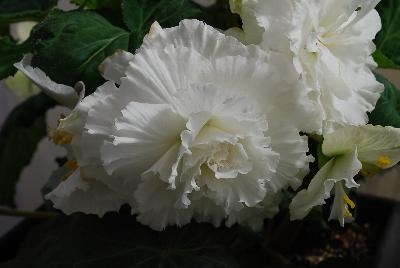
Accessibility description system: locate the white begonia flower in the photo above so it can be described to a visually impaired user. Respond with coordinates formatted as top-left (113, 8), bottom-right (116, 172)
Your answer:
top-left (290, 125), bottom-right (400, 226)
top-left (229, 0), bottom-right (384, 134)
top-left (44, 19), bottom-right (315, 231)
top-left (23, 19), bottom-right (313, 230)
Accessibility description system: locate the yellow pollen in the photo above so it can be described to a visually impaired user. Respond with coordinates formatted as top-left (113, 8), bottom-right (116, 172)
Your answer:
top-left (343, 194), bottom-right (356, 209)
top-left (66, 160), bottom-right (79, 170)
top-left (377, 155), bottom-right (392, 168)
top-left (49, 129), bottom-right (73, 145)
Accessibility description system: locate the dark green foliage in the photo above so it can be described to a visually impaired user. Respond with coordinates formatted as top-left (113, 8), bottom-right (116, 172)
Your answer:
top-left (71, 0), bottom-right (121, 9)
top-left (0, 36), bottom-right (32, 79)
top-left (31, 10), bottom-right (130, 92)
top-left (2, 212), bottom-right (240, 268)
top-left (373, 50), bottom-right (400, 69)
top-left (197, 0), bottom-right (241, 31)
top-left (369, 73), bottom-right (400, 127)
top-left (0, 0), bottom-right (57, 25)
top-left (122, 0), bottom-right (201, 49)
top-left (375, 0), bottom-right (400, 66)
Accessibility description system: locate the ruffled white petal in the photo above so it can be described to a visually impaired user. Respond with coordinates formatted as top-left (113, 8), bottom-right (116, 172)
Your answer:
top-left (192, 195), bottom-right (227, 227)
top-left (142, 20), bottom-right (252, 60)
top-left (120, 45), bottom-right (211, 105)
top-left (101, 102), bottom-right (186, 189)
top-left (57, 81), bottom-right (137, 200)
top-left (229, 0), bottom-right (264, 44)
top-left (267, 124), bottom-right (313, 191)
top-left (45, 168), bottom-right (126, 217)
top-left (200, 51), bottom-right (322, 133)
top-left (99, 50), bottom-right (134, 85)
top-left (226, 186), bottom-right (281, 231)
top-left (14, 54), bottom-right (80, 109)
top-left (59, 81), bottom-right (119, 164)
top-left (135, 176), bottom-right (194, 231)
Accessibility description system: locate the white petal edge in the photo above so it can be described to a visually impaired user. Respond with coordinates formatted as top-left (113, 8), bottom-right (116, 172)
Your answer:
top-left (45, 168), bottom-right (126, 217)
top-left (99, 49), bottom-right (134, 85)
top-left (289, 149), bottom-right (361, 221)
top-left (14, 54), bottom-right (80, 109)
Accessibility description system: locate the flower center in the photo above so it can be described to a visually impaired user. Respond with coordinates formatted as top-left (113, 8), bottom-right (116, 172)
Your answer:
top-left (377, 155), bottom-right (392, 168)
top-left (49, 129), bottom-right (73, 145)
top-left (306, 31), bottom-right (322, 53)
top-left (206, 141), bottom-right (252, 179)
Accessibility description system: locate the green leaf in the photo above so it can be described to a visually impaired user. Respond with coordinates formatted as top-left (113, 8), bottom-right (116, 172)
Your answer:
top-left (31, 10), bottom-right (130, 92)
top-left (373, 49), bottom-right (400, 69)
top-left (71, 0), bottom-right (121, 9)
top-left (197, 0), bottom-right (241, 31)
top-left (368, 73), bottom-right (400, 127)
top-left (4, 213), bottom-right (239, 267)
top-left (0, 0), bottom-right (57, 25)
top-left (122, 0), bottom-right (201, 50)
top-left (0, 93), bottom-right (56, 207)
top-left (0, 36), bottom-right (32, 79)
top-left (375, 0), bottom-right (400, 65)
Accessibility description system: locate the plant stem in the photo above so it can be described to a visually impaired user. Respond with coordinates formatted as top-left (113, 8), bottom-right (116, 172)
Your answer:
top-left (0, 208), bottom-right (58, 219)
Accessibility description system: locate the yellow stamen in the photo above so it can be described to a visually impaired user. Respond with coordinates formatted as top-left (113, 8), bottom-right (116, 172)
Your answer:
top-left (377, 155), bottom-right (392, 169)
top-left (49, 129), bottom-right (73, 145)
top-left (342, 195), bottom-right (355, 218)
top-left (48, 114), bottom-right (74, 145)
top-left (343, 194), bottom-right (356, 209)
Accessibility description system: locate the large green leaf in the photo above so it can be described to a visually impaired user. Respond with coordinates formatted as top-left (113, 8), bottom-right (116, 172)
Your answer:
top-left (0, 93), bottom-right (56, 207)
top-left (71, 0), bottom-right (121, 9)
top-left (0, 36), bottom-right (32, 79)
top-left (122, 0), bottom-right (201, 50)
top-left (375, 0), bottom-right (400, 66)
top-left (31, 10), bottom-right (130, 92)
top-left (3, 213), bottom-right (240, 268)
top-left (373, 49), bottom-right (400, 70)
top-left (368, 73), bottom-right (400, 127)
top-left (0, 0), bottom-right (57, 25)
top-left (196, 0), bottom-right (241, 31)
